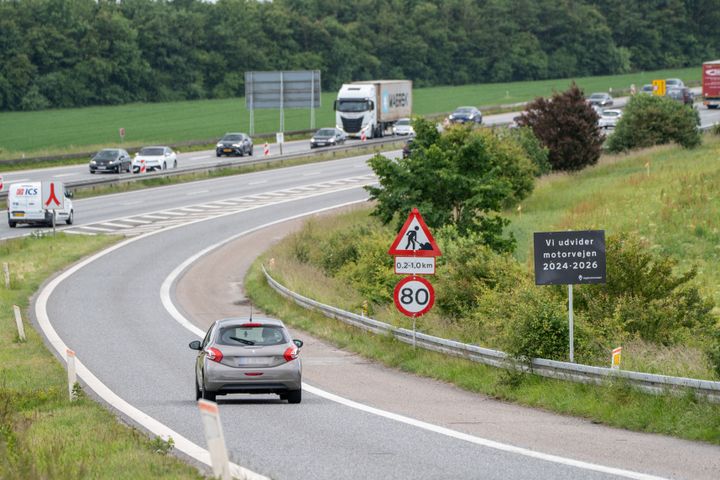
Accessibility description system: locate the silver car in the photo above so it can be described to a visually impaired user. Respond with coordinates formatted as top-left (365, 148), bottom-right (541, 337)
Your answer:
top-left (189, 318), bottom-right (303, 403)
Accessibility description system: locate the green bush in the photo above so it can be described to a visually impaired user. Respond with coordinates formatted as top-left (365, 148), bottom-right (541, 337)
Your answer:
top-left (502, 126), bottom-right (551, 176)
top-left (574, 233), bottom-right (715, 345)
top-left (606, 94), bottom-right (701, 152)
top-left (502, 286), bottom-right (569, 362)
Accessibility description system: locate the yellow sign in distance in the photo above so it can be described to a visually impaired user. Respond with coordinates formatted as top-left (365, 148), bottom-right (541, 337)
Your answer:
top-left (652, 79), bottom-right (666, 96)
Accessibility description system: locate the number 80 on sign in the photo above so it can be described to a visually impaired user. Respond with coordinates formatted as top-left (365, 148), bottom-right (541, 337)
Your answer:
top-left (393, 276), bottom-right (435, 317)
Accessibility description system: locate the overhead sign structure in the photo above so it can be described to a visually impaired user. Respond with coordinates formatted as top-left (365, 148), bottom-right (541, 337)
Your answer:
top-left (652, 79), bottom-right (666, 96)
top-left (533, 230), bottom-right (606, 285)
top-left (245, 70), bottom-right (321, 135)
top-left (393, 276), bottom-right (435, 318)
top-left (388, 208), bottom-right (442, 258)
top-left (41, 181), bottom-right (64, 211)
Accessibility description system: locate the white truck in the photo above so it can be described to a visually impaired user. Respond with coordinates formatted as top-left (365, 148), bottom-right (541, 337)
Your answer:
top-left (7, 181), bottom-right (74, 228)
top-left (334, 80), bottom-right (412, 139)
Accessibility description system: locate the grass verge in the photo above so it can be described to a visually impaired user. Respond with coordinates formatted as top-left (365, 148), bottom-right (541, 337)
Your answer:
top-left (0, 233), bottom-right (203, 479)
top-left (0, 66), bottom-right (700, 159)
top-left (245, 257), bottom-right (720, 445)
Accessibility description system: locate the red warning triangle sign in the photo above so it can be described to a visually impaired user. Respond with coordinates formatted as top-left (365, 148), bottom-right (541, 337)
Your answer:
top-left (388, 208), bottom-right (442, 257)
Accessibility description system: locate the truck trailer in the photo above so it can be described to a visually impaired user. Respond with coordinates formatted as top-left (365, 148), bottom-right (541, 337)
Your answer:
top-left (334, 80), bottom-right (412, 139)
top-left (702, 60), bottom-right (720, 109)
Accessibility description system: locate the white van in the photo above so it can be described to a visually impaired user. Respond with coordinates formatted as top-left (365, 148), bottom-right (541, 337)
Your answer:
top-left (7, 182), bottom-right (74, 228)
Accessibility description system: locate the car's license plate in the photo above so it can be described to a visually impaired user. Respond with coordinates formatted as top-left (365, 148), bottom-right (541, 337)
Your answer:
top-left (15, 212), bottom-right (24, 217)
top-left (223, 148), bottom-right (232, 152)
top-left (98, 166), bottom-right (105, 169)
top-left (237, 357), bottom-right (270, 366)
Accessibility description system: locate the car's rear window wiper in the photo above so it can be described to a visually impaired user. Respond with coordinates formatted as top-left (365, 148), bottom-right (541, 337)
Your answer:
top-left (229, 336), bottom-right (255, 345)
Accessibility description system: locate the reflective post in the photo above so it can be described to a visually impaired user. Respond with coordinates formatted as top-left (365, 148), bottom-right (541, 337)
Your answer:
top-left (568, 284), bottom-right (574, 363)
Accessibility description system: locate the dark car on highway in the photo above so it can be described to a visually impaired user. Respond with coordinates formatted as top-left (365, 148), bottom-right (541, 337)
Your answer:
top-left (448, 106), bottom-right (482, 124)
top-left (667, 87), bottom-right (695, 106)
top-left (190, 317), bottom-right (303, 403)
top-left (89, 148), bottom-right (132, 174)
top-left (587, 92), bottom-right (614, 107)
top-left (215, 132), bottom-right (253, 157)
top-left (310, 127), bottom-right (346, 148)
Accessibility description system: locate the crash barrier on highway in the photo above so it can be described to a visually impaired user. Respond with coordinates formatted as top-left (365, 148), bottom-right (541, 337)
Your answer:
top-left (262, 266), bottom-right (720, 402)
top-left (0, 136), bottom-right (405, 201)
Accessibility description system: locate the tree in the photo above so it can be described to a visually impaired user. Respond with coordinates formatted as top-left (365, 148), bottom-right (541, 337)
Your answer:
top-left (366, 118), bottom-right (536, 253)
top-left (606, 94), bottom-right (701, 152)
top-left (517, 83), bottom-right (604, 171)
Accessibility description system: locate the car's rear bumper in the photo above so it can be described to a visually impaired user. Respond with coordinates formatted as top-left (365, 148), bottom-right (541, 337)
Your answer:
top-left (204, 359), bottom-right (302, 394)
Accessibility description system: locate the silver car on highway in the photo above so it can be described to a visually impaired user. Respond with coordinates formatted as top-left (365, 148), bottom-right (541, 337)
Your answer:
top-left (190, 317), bottom-right (303, 403)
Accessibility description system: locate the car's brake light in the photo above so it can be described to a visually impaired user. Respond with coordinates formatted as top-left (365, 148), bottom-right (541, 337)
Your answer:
top-left (241, 322), bottom-right (262, 327)
top-left (283, 346), bottom-right (298, 362)
top-left (206, 347), bottom-right (223, 363)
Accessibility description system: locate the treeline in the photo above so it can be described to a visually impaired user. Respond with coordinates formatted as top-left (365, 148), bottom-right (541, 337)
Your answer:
top-left (1, 0), bottom-right (718, 111)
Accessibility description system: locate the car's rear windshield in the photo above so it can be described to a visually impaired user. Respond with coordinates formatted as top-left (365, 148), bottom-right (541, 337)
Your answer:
top-left (589, 94), bottom-right (605, 99)
top-left (217, 325), bottom-right (287, 346)
top-left (95, 150), bottom-right (118, 159)
top-left (139, 147), bottom-right (164, 156)
top-left (396, 119), bottom-right (410, 125)
top-left (222, 134), bottom-right (244, 141)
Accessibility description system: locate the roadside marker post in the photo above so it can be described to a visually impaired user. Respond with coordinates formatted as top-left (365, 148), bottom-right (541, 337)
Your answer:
top-left (13, 305), bottom-right (26, 342)
top-left (198, 400), bottom-right (231, 480)
top-left (66, 349), bottom-right (77, 401)
top-left (361, 130), bottom-right (367, 142)
top-left (140, 159), bottom-right (146, 174)
top-left (0, 174), bottom-right (4, 191)
top-left (611, 347), bottom-right (622, 369)
top-left (264, 143), bottom-right (269, 156)
top-left (2, 262), bottom-right (9, 288)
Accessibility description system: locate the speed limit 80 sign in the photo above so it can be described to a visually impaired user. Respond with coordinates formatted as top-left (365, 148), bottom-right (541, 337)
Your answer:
top-left (393, 276), bottom-right (435, 317)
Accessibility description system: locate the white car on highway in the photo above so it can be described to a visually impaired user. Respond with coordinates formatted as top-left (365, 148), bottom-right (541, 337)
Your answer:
top-left (132, 146), bottom-right (177, 173)
top-left (598, 109), bottom-right (622, 129)
top-left (392, 118), bottom-right (415, 136)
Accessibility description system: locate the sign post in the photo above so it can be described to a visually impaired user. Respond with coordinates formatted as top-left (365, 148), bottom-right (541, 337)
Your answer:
top-left (389, 208), bottom-right (442, 347)
top-left (533, 230), bottom-right (606, 363)
top-left (42, 181), bottom-right (64, 235)
top-left (651, 79), bottom-right (666, 97)
top-left (119, 127), bottom-right (126, 143)
top-left (276, 132), bottom-right (285, 155)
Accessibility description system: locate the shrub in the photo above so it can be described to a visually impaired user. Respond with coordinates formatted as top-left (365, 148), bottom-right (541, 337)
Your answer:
top-left (606, 94), bottom-right (701, 152)
top-left (573, 233), bottom-right (715, 345)
top-left (502, 126), bottom-right (551, 176)
top-left (517, 83), bottom-right (604, 171)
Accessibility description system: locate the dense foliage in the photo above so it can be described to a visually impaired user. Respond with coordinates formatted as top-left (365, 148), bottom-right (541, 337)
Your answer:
top-left (517, 83), bottom-right (604, 171)
top-left (366, 118), bottom-right (537, 252)
top-left (283, 210), bottom-right (720, 370)
top-left (0, 0), bottom-right (716, 111)
top-left (606, 94), bottom-right (702, 152)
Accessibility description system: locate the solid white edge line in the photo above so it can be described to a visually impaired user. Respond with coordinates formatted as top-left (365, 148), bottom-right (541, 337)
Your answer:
top-left (160, 216), bottom-right (671, 480)
top-left (34, 184), bottom-right (370, 480)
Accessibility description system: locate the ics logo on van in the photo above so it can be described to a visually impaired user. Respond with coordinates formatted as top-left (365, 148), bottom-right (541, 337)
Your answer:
top-left (16, 187), bottom-right (38, 196)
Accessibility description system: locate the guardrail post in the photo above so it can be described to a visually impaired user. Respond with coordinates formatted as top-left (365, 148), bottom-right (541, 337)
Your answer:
top-left (568, 284), bottom-right (574, 363)
top-left (198, 400), bottom-right (231, 480)
top-left (13, 305), bottom-right (26, 342)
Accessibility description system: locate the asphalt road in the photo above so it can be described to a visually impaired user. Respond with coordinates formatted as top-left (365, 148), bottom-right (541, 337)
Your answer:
top-left (30, 153), bottom-right (720, 479)
top-left (4, 94), bottom-right (719, 190)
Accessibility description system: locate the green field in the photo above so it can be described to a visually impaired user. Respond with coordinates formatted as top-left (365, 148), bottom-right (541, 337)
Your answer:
top-left (0, 67), bottom-right (700, 159)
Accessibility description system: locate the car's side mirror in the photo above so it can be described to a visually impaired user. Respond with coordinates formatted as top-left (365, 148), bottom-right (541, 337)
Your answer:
top-left (293, 339), bottom-right (304, 349)
top-left (189, 340), bottom-right (202, 350)
top-left (64, 191), bottom-right (74, 198)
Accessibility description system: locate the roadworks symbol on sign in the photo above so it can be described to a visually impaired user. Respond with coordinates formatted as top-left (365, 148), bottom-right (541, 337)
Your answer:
top-left (387, 208), bottom-right (442, 257)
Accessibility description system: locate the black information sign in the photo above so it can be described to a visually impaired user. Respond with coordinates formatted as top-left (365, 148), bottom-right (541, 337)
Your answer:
top-left (534, 230), bottom-right (606, 285)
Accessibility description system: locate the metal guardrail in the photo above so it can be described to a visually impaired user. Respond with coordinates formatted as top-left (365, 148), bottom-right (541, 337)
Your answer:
top-left (0, 136), bottom-right (403, 200)
top-left (263, 266), bottom-right (720, 402)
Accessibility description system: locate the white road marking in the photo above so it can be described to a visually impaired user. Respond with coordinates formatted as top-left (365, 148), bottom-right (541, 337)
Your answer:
top-left (10, 178), bottom-right (30, 183)
top-left (159, 210), bottom-right (671, 480)
top-left (34, 188), bottom-right (370, 480)
top-left (177, 207), bottom-right (206, 212)
top-left (139, 214), bottom-right (170, 220)
top-left (99, 222), bottom-right (133, 228)
top-left (189, 156), bottom-right (206, 161)
top-left (74, 225), bottom-right (115, 232)
top-left (186, 190), bottom-right (209, 196)
top-left (302, 171), bottom-right (320, 176)
top-left (53, 173), bottom-right (76, 178)
top-left (249, 180), bottom-right (267, 185)
top-left (122, 218), bottom-right (152, 224)
top-left (121, 200), bottom-right (142, 206)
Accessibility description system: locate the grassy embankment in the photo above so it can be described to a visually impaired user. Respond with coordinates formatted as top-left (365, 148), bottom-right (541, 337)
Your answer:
top-left (244, 136), bottom-right (720, 444)
top-left (0, 66), bottom-right (700, 162)
top-left (0, 234), bottom-right (204, 479)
